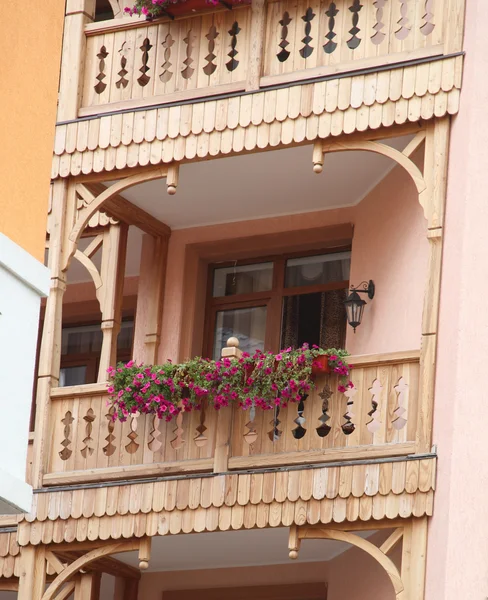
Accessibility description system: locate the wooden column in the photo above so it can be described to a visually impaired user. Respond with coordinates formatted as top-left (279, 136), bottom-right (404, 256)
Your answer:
top-left (97, 222), bottom-right (129, 381)
top-left (32, 179), bottom-right (75, 488)
top-left (58, 0), bottom-right (96, 121)
top-left (133, 234), bottom-right (169, 365)
top-left (18, 546), bottom-right (46, 600)
top-left (417, 118), bottom-right (450, 453)
top-left (246, 0), bottom-right (266, 91)
top-left (401, 518), bottom-right (428, 599)
top-left (74, 572), bottom-right (101, 600)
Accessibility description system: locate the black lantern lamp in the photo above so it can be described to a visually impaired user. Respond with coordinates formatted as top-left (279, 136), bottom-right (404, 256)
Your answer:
top-left (344, 280), bottom-right (375, 332)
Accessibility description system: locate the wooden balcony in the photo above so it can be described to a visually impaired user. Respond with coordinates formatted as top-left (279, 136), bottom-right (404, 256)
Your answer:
top-left (44, 350), bottom-right (420, 486)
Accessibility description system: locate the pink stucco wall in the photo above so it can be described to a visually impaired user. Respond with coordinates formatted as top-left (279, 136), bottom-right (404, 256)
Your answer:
top-left (425, 2), bottom-right (488, 598)
top-left (158, 161), bottom-right (428, 363)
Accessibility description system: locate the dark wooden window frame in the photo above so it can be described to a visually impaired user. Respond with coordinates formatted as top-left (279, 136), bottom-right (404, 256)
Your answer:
top-left (204, 246), bottom-right (351, 357)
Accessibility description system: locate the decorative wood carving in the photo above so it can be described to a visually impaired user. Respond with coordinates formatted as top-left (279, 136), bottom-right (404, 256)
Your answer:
top-left (342, 385), bottom-right (356, 435)
top-left (347, 0), bottom-right (363, 50)
top-left (116, 41), bottom-right (130, 89)
top-left (103, 407), bottom-right (116, 456)
top-left (148, 415), bottom-right (162, 451)
top-left (226, 22), bottom-right (241, 72)
top-left (277, 12), bottom-right (292, 62)
top-left (299, 8), bottom-right (316, 59)
top-left (420, 0), bottom-right (435, 36)
top-left (160, 34), bottom-right (175, 83)
top-left (181, 30), bottom-right (195, 79)
top-left (244, 402), bottom-right (258, 445)
top-left (125, 412), bottom-right (140, 454)
top-left (81, 408), bottom-right (96, 458)
top-left (193, 404), bottom-right (208, 447)
top-left (268, 405), bottom-right (282, 441)
top-left (316, 384), bottom-right (332, 437)
top-left (137, 38), bottom-right (153, 87)
top-left (59, 411), bottom-right (74, 461)
top-left (395, 0), bottom-right (411, 40)
top-left (392, 377), bottom-right (408, 430)
top-left (323, 3), bottom-right (339, 54)
top-left (94, 46), bottom-right (109, 94)
top-left (371, 0), bottom-right (387, 45)
top-left (171, 407), bottom-right (185, 450)
top-left (292, 393), bottom-right (308, 439)
top-left (203, 25), bottom-right (219, 76)
top-left (367, 379), bottom-right (382, 433)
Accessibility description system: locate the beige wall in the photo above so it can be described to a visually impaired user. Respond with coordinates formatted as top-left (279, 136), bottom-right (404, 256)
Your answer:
top-left (0, 2), bottom-right (64, 261)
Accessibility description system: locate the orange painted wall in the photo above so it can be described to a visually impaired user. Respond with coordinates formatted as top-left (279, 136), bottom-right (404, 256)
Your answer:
top-left (0, 2), bottom-right (64, 261)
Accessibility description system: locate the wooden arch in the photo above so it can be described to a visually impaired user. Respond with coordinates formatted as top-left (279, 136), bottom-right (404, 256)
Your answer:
top-left (289, 526), bottom-right (405, 598)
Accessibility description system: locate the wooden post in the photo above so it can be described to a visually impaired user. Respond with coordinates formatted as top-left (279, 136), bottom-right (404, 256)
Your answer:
top-left (401, 518), bottom-right (428, 599)
top-left (97, 222), bottom-right (129, 381)
top-left (74, 572), bottom-right (100, 600)
top-left (133, 234), bottom-right (169, 364)
top-left (246, 0), bottom-right (266, 91)
top-left (18, 546), bottom-right (46, 600)
top-left (417, 119), bottom-right (450, 453)
top-left (58, 0), bottom-right (96, 121)
top-left (32, 179), bottom-right (74, 488)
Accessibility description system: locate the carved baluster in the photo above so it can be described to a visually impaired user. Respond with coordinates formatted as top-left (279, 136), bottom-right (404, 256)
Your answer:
top-left (81, 408), bottom-right (96, 458)
top-left (299, 8), bottom-right (316, 58)
top-left (137, 37), bottom-right (153, 87)
top-left (347, 0), bottom-right (363, 50)
top-left (316, 384), bottom-right (332, 437)
top-left (292, 393), bottom-right (308, 439)
top-left (59, 411), bottom-right (74, 460)
top-left (244, 402), bottom-right (258, 445)
top-left (395, 0), bottom-right (411, 40)
top-left (323, 3), bottom-right (339, 54)
top-left (160, 34), bottom-right (175, 83)
top-left (148, 415), bottom-right (162, 452)
top-left (268, 406), bottom-right (282, 442)
top-left (193, 403), bottom-right (208, 447)
top-left (203, 25), bottom-right (219, 75)
top-left (181, 30), bottom-right (195, 80)
top-left (226, 22), bottom-right (241, 72)
top-left (392, 377), bottom-right (408, 430)
top-left (277, 12), bottom-right (292, 62)
top-left (367, 379), bottom-right (382, 433)
top-left (94, 46), bottom-right (109, 94)
top-left (125, 411), bottom-right (140, 454)
top-left (116, 41), bottom-right (130, 89)
top-left (171, 405), bottom-right (185, 450)
top-left (371, 0), bottom-right (387, 45)
top-left (341, 386), bottom-right (357, 435)
top-left (420, 0), bottom-right (435, 36)
top-left (103, 406), bottom-right (116, 456)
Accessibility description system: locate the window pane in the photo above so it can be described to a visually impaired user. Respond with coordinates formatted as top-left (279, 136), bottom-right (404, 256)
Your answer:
top-left (60, 365), bottom-right (87, 387)
top-left (118, 321), bottom-right (134, 351)
top-left (285, 252), bottom-right (351, 288)
top-left (213, 306), bottom-right (267, 359)
top-left (61, 324), bottom-right (103, 355)
top-left (212, 262), bottom-right (273, 297)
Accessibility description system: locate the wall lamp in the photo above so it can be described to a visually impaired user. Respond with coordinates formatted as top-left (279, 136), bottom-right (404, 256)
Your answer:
top-left (344, 280), bottom-right (375, 333)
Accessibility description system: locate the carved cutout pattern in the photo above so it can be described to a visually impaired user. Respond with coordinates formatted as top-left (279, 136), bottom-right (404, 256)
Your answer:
top-left (277, 12), bottom-right (292, 62)
top-left (395, 0), bottom-right (411, 40)
top-left (81, 408), bottom-right (96, 458)
top-left (392, 377), bottom-right (408, 430)
top-left (125, 412), bottom-right (140, 454)
top-left (420, 0), bottom-right (435, 36)
top-left (342, 386), bottom-right (357, 435)
top-left (367, 379), bottom-right (382, 433)
top-left (160, 34), bottom-right (175, 83)
top-left (226, 21), bottom-right (241, 72)
top-left (203, 25), bottom-right (219, 76)
top-left (371, 0), bottom-right (387, 45)
top-left (116, 41), bottom-right (130, 89)
top-left (299, 8), bottom-right (316, 58)
top-left (268, 405), bottom-right (282, 441)
top-left (244, 402), bottom-right (258, 445)
top-left (292, 393), bottom-right (308, 439)
top-left (316, 384), bottom-right (332, 437)
top-left (103, 406), bottom-right (116, 456)
top-left (137, 38), bottom-right (153, 87)
top-left (171, 408), bottom-right (185, 450)
top-left (193, 404), bottom-right (208, 447)
top-left (323, 3), bottom-right (339, 54)
top-left (94, 46), bottom-right (109, 94)
top-left (347, 0), bottom-right (363, 49)
top-left (148, 415), bottom-right (162, 451)
top-left (59, 411), bottom-right (74, 461)
top-left (181, 30), bottom-right (195, 79)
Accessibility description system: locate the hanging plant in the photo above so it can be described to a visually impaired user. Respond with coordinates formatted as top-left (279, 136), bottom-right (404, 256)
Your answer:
top-left (107, 344), bottom-right (353, 422)
top-left (124, 0), bottom-right (247, 19)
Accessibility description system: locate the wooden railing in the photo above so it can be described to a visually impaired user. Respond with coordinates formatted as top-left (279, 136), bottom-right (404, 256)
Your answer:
top-left (78, 0), bottom-right (446, 117)
top-left (44, 351), bottom-right (420, 485)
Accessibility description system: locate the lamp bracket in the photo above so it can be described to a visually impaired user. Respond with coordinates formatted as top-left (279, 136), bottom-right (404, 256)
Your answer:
top-left (350, 280), bottom-right (375, 300)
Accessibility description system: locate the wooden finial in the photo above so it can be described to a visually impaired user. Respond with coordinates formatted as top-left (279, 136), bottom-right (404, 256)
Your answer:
top-left (139, 537), bottom-right (151, 570)
top-left (312, 141), bottom-right (324, 174)
top-left (167, 163), bottom-right (179, 195)
top-left (288, 525), bottom-right (301, 560)
top-left (227, 337), bottom-right (240, 348)
top-left (221, 337), bottom-right (242, 359)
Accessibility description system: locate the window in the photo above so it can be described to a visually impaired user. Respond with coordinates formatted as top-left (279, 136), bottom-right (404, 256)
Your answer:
top-left (206, 250), bottom-right (350, 359)
top-left (59, 320), bottom-right (134, 387)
